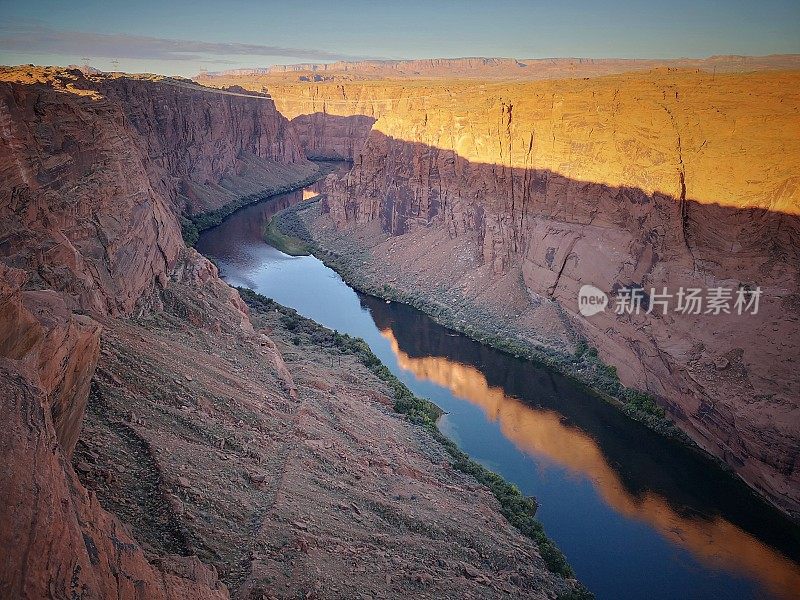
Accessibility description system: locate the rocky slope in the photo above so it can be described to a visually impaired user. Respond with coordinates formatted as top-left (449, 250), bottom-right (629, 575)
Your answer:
top-left (0, 67), bottom-right (300, 598)
top-left (0, 67), bottom-right (577, 598)
top-left (254, 69), bottom-right (800, 517)
top-left (71, 268), bottom-right (575, 598)
top-left (0, 261), bottom-right (229, 600)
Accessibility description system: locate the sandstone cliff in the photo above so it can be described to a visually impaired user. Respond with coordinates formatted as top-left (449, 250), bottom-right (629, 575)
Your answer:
top-left (256, 69), bottom-right (800, 517)
top-left (0, 67), bottom-right (312, 315)
top-left (0, 66), bottom-right (577, 598)
top-left (0, 66), bottom-right (310, 598)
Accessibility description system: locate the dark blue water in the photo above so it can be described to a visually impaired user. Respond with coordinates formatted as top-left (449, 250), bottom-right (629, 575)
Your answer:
top-left (196, 185), bottom-right (800, 600)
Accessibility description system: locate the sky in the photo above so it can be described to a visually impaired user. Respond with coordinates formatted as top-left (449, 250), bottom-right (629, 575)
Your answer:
top-left (0, 0), bottom-right (798, 77)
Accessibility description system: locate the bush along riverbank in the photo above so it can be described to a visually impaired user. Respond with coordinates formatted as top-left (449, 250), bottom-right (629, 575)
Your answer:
top-left (180, 162), bottom-right (337, 247)
top-left (264, 198), bottom-right (693, 447)
top-left (263, 199), bottom-right (316, 256)
top-left (238, 287), bottom-right (593, 599)
top-left (262, 194), bottom-right (317, 256)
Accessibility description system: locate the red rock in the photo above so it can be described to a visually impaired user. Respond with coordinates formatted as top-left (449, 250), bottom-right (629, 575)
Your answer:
top-left (258, 69), bottom-right (800, 517)
top-left (0, 66), bottom-right (312, 598)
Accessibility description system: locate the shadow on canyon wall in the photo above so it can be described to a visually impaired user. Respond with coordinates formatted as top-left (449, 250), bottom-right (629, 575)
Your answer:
top-left (286, 115), bottom-right (799, 519)
top-left (288, 113), bottom-right (377, 161)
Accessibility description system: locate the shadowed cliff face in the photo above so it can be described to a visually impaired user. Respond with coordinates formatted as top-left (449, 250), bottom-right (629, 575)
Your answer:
top-left (0, 68), bottom-right (310, 316)
top-left (288, 113), bottom-right (376, 160)
top-left (0, 66), bottom-right (309, 598)
top-left (259, 70), bottom-right (800, 516)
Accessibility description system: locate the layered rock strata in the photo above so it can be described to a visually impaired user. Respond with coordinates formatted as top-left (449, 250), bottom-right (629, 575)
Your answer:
top-left (0, 66), bottom-right (574, 598)
top-left (255, 69), bottom-right (800, 517)
top-left (197, 54), bottom-right (800, 81)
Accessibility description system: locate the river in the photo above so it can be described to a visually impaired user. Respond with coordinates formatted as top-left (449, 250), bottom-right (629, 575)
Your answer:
top-left (196, 173), bottom-right (800, 600)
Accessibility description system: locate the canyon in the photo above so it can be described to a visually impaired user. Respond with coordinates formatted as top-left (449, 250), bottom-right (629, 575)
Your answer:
top-left (200, 63), bottom-right (800, 518)
top-left (0, 67), bottom-right (580, 599)
top-left (2, 52), bottom-right (799, 599)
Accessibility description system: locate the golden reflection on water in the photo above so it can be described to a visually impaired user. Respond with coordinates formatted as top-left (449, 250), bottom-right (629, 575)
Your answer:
top-left (380, 328), bottom-right (800, 599)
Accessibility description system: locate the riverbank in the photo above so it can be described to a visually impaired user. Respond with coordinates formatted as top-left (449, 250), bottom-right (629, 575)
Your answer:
top-left (181, 161), bottom-right (339, 247)
top-left (239, 288), bottom-right (591, 593)
top-left (72, 250), bottom-right (588, 599)
top-left (264, 197), bottom-right (690, 443)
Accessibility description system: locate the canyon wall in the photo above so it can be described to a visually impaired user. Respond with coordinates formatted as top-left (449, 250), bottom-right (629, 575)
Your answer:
top-left (0, 67), bottom-right (309, 598)
top-left (199, 54), bottom-right (800, 81)
top-left (1, 67), bottom-right (310, 316)
top-left (0, 66), bottom-right (578, 599)
top-left (261, 70), bottom-right (800, 516)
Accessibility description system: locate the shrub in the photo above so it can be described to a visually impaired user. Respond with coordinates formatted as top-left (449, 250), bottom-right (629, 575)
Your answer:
top-left (623, 389), bottom-right (665, 418)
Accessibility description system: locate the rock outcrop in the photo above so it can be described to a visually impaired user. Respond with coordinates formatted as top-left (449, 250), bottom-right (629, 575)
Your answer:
top-left (0, 66), bottom-right (309, 598)
top-left (254, 69), bottom-right (800, 517)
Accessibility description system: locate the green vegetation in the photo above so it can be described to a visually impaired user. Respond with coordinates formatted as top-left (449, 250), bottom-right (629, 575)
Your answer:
top-left (557, 584), bottom-right (596, 600)
top-left (261, 194), bottom-right (320, 255)
top-left (180, 168), bottom-right (330, 247)
top-left (238, 287), bottom-right (580, 582)
top-left (263, 203), bottom-right (316, 255)
top-left (181, 216), bottom-right (201, 247)
top-left (264, 217), bottom-right (310, 256)
top-left (623, 388), bottom-right (665, 418)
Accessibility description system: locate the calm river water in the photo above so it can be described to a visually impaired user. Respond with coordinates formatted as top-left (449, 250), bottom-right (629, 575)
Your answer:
top-left (196, 177), bottom-right (800, 600)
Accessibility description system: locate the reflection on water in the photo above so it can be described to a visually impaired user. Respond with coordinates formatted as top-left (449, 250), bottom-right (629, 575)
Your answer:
top-left (380, 327), bottom-right (800, 599)
top-left (196, 171), bottom-right (800, 600)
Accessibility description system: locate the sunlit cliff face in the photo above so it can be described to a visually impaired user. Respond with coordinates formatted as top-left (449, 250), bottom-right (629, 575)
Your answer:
top-left (262, 70), bottom-right (800, 214)
top-left (379, 327), bottom-right (800, 599)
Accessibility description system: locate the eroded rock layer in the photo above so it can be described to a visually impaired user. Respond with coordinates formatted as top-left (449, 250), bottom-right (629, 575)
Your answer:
top-left (256, 69), bottom-right (800, 517)
top-left (0, 66), bottom-right (573, 599)
top-left (0, 67), bottom-right (308, 598)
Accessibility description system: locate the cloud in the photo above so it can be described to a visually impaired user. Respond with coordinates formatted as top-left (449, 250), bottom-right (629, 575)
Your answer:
top-left (0, 23), bottom-right (381, 63)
